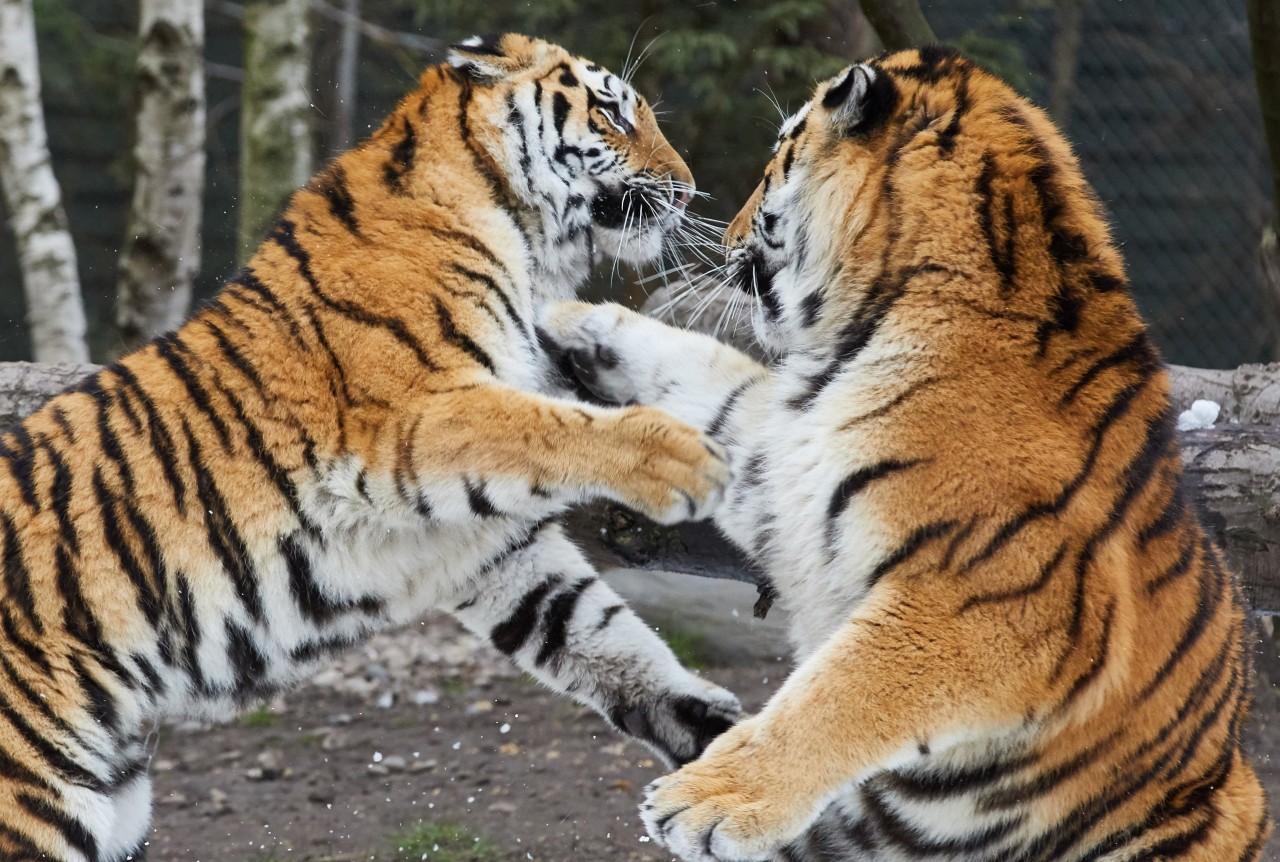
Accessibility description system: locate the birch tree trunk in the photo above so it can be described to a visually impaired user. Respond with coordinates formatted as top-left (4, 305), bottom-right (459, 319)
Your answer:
top-left (238, 0), bottom-right (313, 263)
top-left (115, 0), bottom-right (206, 352)
top-left (331, 0), bottom-right (360, 155)
top-left (0, 0), bottom-right (89, 362)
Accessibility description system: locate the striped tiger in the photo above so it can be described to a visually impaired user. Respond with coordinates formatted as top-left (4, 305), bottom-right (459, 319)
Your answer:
top-left (541, 47), bottom-right (1270, 861)
top-left (0, 33), bottom-right (741, 862)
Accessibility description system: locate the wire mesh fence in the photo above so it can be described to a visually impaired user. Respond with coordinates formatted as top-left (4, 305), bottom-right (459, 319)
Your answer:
top-left (931, 0), bottom-right (1277, 368)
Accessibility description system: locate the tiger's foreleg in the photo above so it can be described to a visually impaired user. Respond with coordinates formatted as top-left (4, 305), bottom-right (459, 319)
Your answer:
top-left (449, 522), bottom-right (740, 766)
top-left (640, 588), bottom-right (1045, 862)
top-left (327, 382), bottom-right (731, 528)
top-left (537, 302), bottom-right (774, 552)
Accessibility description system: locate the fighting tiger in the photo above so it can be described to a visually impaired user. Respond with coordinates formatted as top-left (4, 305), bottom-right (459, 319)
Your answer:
top-left (543, 46), bottom-right (1269, 861)
top-left (0, 34), bottom-right (740, 862)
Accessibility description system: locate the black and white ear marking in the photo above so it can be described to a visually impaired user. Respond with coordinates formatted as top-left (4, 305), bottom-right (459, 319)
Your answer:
top-left (448, 34), bottom-right (509, 81)
top-left (824, 64), bottom-right (898, 136)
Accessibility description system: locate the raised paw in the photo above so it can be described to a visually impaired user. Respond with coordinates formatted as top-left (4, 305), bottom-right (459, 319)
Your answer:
top-left (612, 406), bottom-right (730, 523)
top-left (640, 719), bottom-right (821, 862)
top-left (611, 676), bottom-right (740, 768)
top-left (538, 301), bottom-right (655, 406)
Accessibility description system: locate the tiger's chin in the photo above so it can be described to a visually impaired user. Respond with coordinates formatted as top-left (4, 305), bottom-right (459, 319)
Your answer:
top-left (595, 221), bottom-right (672, 268)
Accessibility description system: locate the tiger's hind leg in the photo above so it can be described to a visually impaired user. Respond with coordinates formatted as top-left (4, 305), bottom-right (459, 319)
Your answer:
top-left (449, 521), bottom-right (740, 767)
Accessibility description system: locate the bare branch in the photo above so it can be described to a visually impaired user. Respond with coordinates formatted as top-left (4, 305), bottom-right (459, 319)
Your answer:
top-left (856, 0), bottom-right (937, 52)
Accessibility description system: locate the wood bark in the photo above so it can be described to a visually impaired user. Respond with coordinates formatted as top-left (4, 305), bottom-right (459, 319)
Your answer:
top-left (330, 0), bottom-right (360, 155)
top-left (0, 358), bottom-right (1277, 612)
top-left (115, 0), bottom-right (206, 352)
top-left (0, 0), bottom-right (90, 362)
top-left (238, 0), bottom-right (313, 263)
top-left (856, 0), bottom-right (937, 52)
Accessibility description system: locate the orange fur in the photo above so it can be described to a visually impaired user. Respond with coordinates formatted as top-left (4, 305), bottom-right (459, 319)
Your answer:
top-left (0, 35), bottom-right (728, 861)
top-left (630, 47), bottom-right (1268, 861)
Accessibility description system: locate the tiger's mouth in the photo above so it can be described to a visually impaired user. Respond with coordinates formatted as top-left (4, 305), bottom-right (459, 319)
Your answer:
top-left (590, 183), bottom-right (681, 233)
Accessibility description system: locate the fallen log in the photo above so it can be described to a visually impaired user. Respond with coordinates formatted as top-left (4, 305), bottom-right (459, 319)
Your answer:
top-left (0, 355), bottom-right (1276, 611)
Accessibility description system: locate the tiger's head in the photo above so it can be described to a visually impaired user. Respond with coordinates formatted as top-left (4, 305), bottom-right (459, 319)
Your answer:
top-left (722, 47), bottom-right (1127, 359)
top-left (446, 33), bottom-right (694, 271)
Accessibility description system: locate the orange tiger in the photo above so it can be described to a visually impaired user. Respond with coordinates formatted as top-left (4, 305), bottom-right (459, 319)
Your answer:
top-left (543, 46), bottom-right (1270, 861)
top-left (0, 34), bottom-right (742, 861)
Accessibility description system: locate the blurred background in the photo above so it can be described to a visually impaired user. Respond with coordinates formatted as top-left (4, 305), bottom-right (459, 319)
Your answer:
top-left (0, 0), bottom-right (1275, 367)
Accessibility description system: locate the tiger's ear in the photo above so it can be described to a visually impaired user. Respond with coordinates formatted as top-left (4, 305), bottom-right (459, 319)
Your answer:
top-left (448, 33), bottom-right (540, 83)
top-left (823, 65), bottom-right (898, 136)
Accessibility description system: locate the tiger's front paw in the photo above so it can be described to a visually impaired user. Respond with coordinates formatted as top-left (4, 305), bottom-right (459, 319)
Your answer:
top-left (613, 676), bottom-right (740, 769)
top-left (641, 718), bottom-right (822, 862)
top-left (610, 405), bottom-right (730, 524)
top-left (538, 301), bottom-right (656, 406)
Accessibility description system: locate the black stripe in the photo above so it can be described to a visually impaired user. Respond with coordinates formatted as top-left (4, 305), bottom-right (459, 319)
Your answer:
top-left (434, 296), bottom-right (496, 373)
top-left (961, 543), bottom-right (1068, 612)
top-left (535, 578), bottom-right (596, 666)
top-left (828, 459), bottom-right (920, 528)
top-left (463, 479), bottom-right (500, 518)
top-left (552, 91), bottom-right (571, 135)
top-left (447, 262), bottom-right (526, 333)
top-left (17, 792), bottom-right (97, 860)
top-left (1057, 600), bottom-right (1115, 710)
top-left (282, 533), bottom-right (382, 624)
top-left (69, 653), bottom-right (119, 732)
top-left (976, 152), bottom-right (1016, 292)
top-left (93, 469), bottom-right (162, 627)
top-left (39, 437), bottom-right (78, 554)
top-left (176, 573), bottom-right (207, 692)
top-left (934, 68), bottom-right (970, 154)
top-left (706, 378), bottom-right (762, 441)
top-left (963, 371), bottom-right (1152, 572)
top-left (1138, 537), bottom-right (1225, 701)
top-left (457, 76), bottom-right (519, 211)
top-left (491, 579), bottom-right (558, 655)
top-left (225, 619), bottom-right (267, 695)
top-left (383, 114), bottom-right (416, 193)
top-left (866, 519), bottom-right (958, 590)
top-left (0, 426), bottom-right (39, 510)
top-left (181, 423), bottom-right (264, 622)
top-left (596, 604), bottom-right (625, 631)
top-left (112, 363), bottom-right (190, 516)
top-left (272, 219), bottom-right (439, 371)
top-left (1059, 333), bottom-right (1156, 408)
top-left (153, 334), bottom-right (233, 451)
top-left (313, 164), bottom-right (363, 235)
top-left (228, 268), bottom-right (309, 352)
top-left (1137, 483), bottom-right (1185, 548)
top-left (0, 512), bottom-right (40, 635)
top-left (0, 683), bottom-right (94, 784)
top-left (202, 318), bottom-right (266, 394)
top-left (211, 377), bottom-right (313, 532)
top-left (1146, 538), bottom-right (1197, 595)
top-left (862, 781), bottom-right (1020, 856)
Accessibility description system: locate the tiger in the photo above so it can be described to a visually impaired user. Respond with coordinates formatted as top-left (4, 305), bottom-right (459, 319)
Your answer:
top-left (540, 46), bottom-right (1270, 861)
top-left (0, 33), bottom-right (742, 862)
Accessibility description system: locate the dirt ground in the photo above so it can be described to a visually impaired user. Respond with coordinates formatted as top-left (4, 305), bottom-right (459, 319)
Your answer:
top-left (146, 619), bottom-right (1280, 862)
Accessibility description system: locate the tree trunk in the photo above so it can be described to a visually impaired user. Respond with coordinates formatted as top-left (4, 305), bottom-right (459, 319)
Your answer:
top-left (0, 0), bottom-right (89, 362)
top-left (238, 0), bottom-right (312, 263)
top-left (1248, 0), bottom-right (1280, 359)
top-left (115, 0), bottom-right (206, 353)
top-left (856, 0), bottom-right (937, 52)
top-left (1048, 0), bottom-right (1086, 126)
top-left (331, 0), bottom-right (360, 155)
